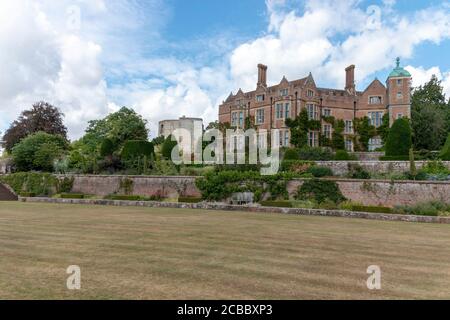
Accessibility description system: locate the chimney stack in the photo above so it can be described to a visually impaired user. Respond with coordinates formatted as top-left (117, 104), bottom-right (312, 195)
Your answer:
top-left (257, 64), bottom-right (268, 87)
top-left (345, 65), bottom-right (355, 94)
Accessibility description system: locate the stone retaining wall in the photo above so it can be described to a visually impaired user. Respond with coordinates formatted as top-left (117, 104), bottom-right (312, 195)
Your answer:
top-left (19, 197), bottom-right (450, 224)
top-left (315, 161), bottom-right (450, 176)
top-left (70, 175), bottom-right (201, 198)
top-left (66, 175), bottom-right (449, 208)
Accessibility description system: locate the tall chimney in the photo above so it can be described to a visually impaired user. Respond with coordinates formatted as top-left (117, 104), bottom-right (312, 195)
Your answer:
top-left (345, 65), bottom-right (355, 93)
top-left (257, 64), bottom-right (268, 87)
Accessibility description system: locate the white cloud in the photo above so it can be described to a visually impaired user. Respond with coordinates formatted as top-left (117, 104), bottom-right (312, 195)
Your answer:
top-left (2, 0), bottom-right (450, 142)
top-left (229, 0), bottom-right (450, 91)
top-left (405, 65), bottom-right (450, 98)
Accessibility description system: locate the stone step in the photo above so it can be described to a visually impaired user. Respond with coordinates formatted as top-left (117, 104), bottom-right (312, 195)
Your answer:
top-left (0, 183), bottom-right (18, 201)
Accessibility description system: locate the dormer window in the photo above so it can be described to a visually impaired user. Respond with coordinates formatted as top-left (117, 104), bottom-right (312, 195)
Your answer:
top-left (369, 96), bottom-right (382, 105)
top-left (256, 94), bottom-right (265, 102)
top-left (279, 88), bottom-right (288, 97)
top-left (307, 90), bottom-right (314, 98)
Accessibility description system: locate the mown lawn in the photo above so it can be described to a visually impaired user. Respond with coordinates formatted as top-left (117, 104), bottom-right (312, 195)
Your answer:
top-left (0, 201), bottom-right (449, 299)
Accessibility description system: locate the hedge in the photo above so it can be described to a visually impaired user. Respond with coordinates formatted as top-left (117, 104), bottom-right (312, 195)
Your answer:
top-left (0, 172), bottom-right (59, 196)
top-left (351, 205), bottom-right (393, 214)
top-left (178, 197), bottom-right (203, 203)
top-left (121, 140), bottom-right (154, 160)
top-left (260, 200), bottom-right (293, 208)
top-left (60, 193), bottom-right (85, 199)
top-left (385, 118), bottom-right (412, 157)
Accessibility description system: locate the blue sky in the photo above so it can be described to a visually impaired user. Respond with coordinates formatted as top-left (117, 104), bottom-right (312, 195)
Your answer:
top-left (1, 0), bottom-right (450, 140)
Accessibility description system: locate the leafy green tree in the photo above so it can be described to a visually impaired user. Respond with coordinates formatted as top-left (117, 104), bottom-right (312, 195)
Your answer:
top-left (12, 132), bottom-right (68, 172)
top-left (332, 119), bottom-right (345, 150)
top-left (161, 135), bottom-right (178, 160)
top-left (354, 117), bottom-right (377, 151)
top-left (285, 109), bottom-right (310, 148)
top-left (385, 118), bottom-right (412, 157)
top-left (68, 107), bottom-right (148, 172)
top-left (2, 102), bottom-right (68, 153)
top-left (440, 133), bottom-right (450, 160)
top-left (411, 75), bottom-right (450, 150)
top-left (377, 113), bottom-right (390, 145)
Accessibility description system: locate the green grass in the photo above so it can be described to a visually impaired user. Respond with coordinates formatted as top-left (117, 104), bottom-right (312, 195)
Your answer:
top-left (0, 202), bottom-right (449, 299)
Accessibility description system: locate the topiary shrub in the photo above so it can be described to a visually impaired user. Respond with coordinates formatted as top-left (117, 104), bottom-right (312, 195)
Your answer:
top-left (298, 147), bottom-right (333, 161)
top-left (283, 148), bottom-right (300, 160)
top-left (296, 179), bottom-right (346, 204)
top-left (334, 149), bottom-right (353, 160)
top-left (121, 140), bottom-right (154, 160)
top-left (260, 200), bottom-right (293, 208)
top-left (161, 135), bottom-right (178, 160)
top-left (60, 193), bottom-right (85, 199)
top-left (440, 133), bottom-right (450, 161)
top-left (306, 166), bottom-right (333, 177)
top-left (100, 138), bottom-right (116, 157)
top-left (347, 163), bottom-right (371, 179)
top-left (385, 118), bottom-right (412, 157)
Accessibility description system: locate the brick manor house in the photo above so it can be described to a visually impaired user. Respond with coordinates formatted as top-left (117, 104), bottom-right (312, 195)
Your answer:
top-left (218, 58), bottom-right (412, 151)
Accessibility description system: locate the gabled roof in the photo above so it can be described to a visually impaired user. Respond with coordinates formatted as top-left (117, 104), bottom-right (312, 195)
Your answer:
top-left (362, 78), bottom-right (386, 94)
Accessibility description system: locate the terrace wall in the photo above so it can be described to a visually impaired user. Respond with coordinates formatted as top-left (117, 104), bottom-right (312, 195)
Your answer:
top-left (315, 161), bottom-right (450, 176)
top-left (66, 175), bottom-right (450, 208)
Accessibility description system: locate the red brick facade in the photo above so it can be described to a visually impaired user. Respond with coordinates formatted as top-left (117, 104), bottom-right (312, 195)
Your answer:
top-left (218, 60), bottom-right (411, 151)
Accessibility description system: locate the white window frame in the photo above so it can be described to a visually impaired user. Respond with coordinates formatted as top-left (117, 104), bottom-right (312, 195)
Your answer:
top-left (345, 120), bottom-right (353, 134)
top-left (255, 108), bottom-right (265, 124)
top-left (308, 131), bottom-right (319, 147)
top-left (345, 138), bottom-right (353, 152)
top-left (279, 88), bottom-right (288, 97)
top-left (231, 112), bottom-right (238, 126)
top-left (256, 94), bottom-right (264, 102)
top-left (307, 89), bottom-right (314, 97)
top-left (322, 108), bottom-right (331, 117)
top-left (323, 124), bottom-right (332, 139)
top-left (276, 103), bottom-right (283, 119)
top-left (307, 104), bottom-right (318, 120)
top-left (368, 111), bottom-right (384, 128)
top-left (369, 96), bottom-right (382, 105)
top-left (284, 103), bottom-right (290, 119)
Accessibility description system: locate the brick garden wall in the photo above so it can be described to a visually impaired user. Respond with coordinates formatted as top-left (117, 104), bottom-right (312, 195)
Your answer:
top-left (315, 161), bottom-right (450, 176)
top-left (66, 175), bottom-right (450, 208)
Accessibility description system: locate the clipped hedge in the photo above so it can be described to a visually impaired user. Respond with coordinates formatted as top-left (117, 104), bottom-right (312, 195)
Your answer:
top-left (178, 197), bottom-right (202, 203)
top-left (60, 193), bottom-right (85, 199)
top-left (260, 200), bottom-right (293, 208)
top-left (19, 192), bottom-right (36, 198)
top-left (296, 179), bottom-right (346, 204)
top-left (351, 205), bottom-right (392, 214)
top-left (105, 195), bottom-right (142, 201)
top-left (121, 140), bottom-right (154, 160)
top-left (440, 134), bottom-right (450, 160)
top-left (306, 166), bottom-right (333, 177)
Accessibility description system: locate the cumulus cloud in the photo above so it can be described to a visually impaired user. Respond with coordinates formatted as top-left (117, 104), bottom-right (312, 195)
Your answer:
top-left (2, 0), bottom-right (450, 142)
top-left (230, 0), bottom-right (450, 90)
top-left (406, 65), bottom-right (450, 98)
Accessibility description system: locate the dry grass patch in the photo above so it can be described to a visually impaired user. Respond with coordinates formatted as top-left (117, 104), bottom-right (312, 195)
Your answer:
top-left (0, 202), bottom-right (449, 299)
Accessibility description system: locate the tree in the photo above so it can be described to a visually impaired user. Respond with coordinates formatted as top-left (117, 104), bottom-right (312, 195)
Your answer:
top-left (440, 133), bottom-right (450, 160)
top-left (331, 119), bottom-right (345, 150)
top-left (161, 135), bottom-right (178, 160)
top-left (411, 75), bottom-right (450, 150)
top-left (11, 132), bottom-right (68, 172)
top-left (68, 107), bottom-right (149, 172)
top-left (385, 118), bottom-right (412, 157)
top-left (377, 113), bottom-right (390, 145)
top-left (285, 109), bottom-right (310, 148)
top-left (2, 102), bottom-right (68, 153)
top-left (354, 117), bottom-right (377, 151)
